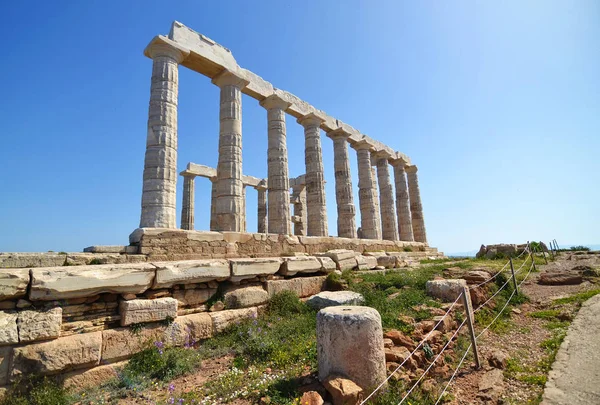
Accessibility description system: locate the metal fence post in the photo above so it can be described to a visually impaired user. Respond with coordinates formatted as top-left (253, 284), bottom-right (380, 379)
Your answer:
top-left (549, 241), bottom-right (555, 259)
top-left (461, 287), bottom-right (480, 369)
top-left (509, 257), bottom-right (519, 294)
top-left (541, 248), bottom-right (548, 265)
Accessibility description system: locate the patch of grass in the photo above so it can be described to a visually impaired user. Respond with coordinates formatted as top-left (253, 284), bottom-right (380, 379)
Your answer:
top-left (552, 289), bottom-right (600, 306)
top-left (88, 258), bottom-right (103, 265)
top-left (529, 310), bottom-right (561, 320)
top-left (0, 376), bottom-right (71, 405)
top-left (129, 322), bottom-right (144, 334)
top-left (123, 345), bottom-right (201, 382)
top-left (570, 245), bottom-right (590, 251)
top-left (403, 246), bottom-right (413, 252)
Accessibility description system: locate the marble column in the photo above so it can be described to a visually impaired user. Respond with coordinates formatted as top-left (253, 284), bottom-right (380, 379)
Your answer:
top-left (291, 181), bottom-right (307, 236)
top-left (371, 165), bottom-right (382, 238)
top-left (328, 128), bottom-right (357, 238)
top-left (211, 70), bottom-right (249, 232)
top-left (353, 141), bottom-right (381, 240)
top-left (406, 165), bottom-right (428, 243)
top-left (140, 41), bottom-right (188, 229)
top-left (241, 185), bottom-right (247, 232)
top-left (298, 113), bottom-right (328, 237)
top-left (180, 175), bottom-right (195, 230)
top-left (209, 177), bottom-right (217, 231)
top-left (260, 95), bottom-right (292, 235)
top-left (256, 180), bottom-right (268, 233)
top-left (375, 151), bottom-right (399, 241)
top-left (391, 158), bottom-right (414, 242)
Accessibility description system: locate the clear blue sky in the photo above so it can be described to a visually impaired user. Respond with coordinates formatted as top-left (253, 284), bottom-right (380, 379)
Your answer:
top-left (1, 1), bottom-right (598, 254)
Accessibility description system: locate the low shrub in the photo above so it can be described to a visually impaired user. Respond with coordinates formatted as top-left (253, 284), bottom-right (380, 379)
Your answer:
top-left (123, 344), bottom-right (201, 382)
top-left (0, 376), bottom-right (70, 405)
top-left (570, 245), bottom-right (590, 251)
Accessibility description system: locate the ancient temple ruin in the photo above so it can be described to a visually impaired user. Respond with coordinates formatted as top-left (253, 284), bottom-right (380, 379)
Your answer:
top-left (133, 21), bottom-right (429, 258)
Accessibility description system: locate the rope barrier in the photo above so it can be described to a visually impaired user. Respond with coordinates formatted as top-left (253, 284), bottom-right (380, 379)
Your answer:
top-left (469, 247), bottom-right (529, 290)
top-left (359, 293), bottom-right (464, 404)
top-left (433, 343), bottom-right (473, 405)
top-left (396, 319), bottom-right (468, 405)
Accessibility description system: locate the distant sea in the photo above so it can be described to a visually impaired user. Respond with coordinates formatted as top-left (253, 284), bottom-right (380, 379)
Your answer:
top-left (447, 243), bottom-right (600, 258)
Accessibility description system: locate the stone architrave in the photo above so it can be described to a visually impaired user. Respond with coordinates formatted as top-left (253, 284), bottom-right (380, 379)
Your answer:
top-left (390, 157), bottom-right (414, 242)
top-left (260, 94), bottom-right (292, 235)
top-left (180, 174), bottom-right (195, 230)
top-left (212, 69), bottom-right (249, 232)
top-left (298, 113), bottom-right (328, 237)
top-left (256, 180), bottom-right (268, 233)
top-left (353, 141), bottom-right (380, 240)
top-left (406, 165), bottom-right (428, 243)
top-left (140, 39), bottom-right (189, 229)
top-left (374, 151), bottom-right (399, 241)
top-left (209, 177), bottom-right (217, 231)
top-left (328, 128), bottom-right (357, 239)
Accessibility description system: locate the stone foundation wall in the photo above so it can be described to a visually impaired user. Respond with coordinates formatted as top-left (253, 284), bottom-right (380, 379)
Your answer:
top-left (129, 228), bottom-right (437, 261)
top-left (0, 246), bottom-right (445, 394)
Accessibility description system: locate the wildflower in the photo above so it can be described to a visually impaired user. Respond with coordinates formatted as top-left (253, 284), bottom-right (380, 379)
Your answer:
top-left (168, 383), bottom-right (176, 392)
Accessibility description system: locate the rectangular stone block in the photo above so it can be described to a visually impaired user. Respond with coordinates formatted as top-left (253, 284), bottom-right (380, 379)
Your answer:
top-left (165, 312), bottom-right (213, 346)
top-left (279, 257), bottom-right (322, 276)
top-left (11, 332), bottom-right (102, 377)
top-left (317, 249), bottom-right (358, 271)
top-left (224, 286), bottom-right (269, 309)
top-left (101, 326), bottom-right (164, 363)
top-left (317, 257), bottom-right (337, 273)
top-left (264, 276), bottom-right (327, 298)
top-left (61, 361), bottom-right (126, 390)
top-left (17, 308), bottom-right (62, 343)
top-left (119, 298), bottom-right (178, 326)
top-left (153, 259), bottom-right (230, 288)
top-left (0, 269), bottom-right (29, 301)
top-left (173, 288), bottom-right (216, 307)
top-left (356, 255), bottom-right (378, 270)
top-left (0, 312), bottom-right (18, 346)
top-left (229, 258), bottom-right (282, 283)
top-left (30, 263), bottom-right (156, 301)
top-left (209, 307), bottom-right (258, 334)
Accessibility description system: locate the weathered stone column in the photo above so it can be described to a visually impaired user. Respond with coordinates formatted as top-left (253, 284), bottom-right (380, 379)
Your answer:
top-left (371, 165), bottom-right (382, 239)
top-left (328, 128), bottom-right (357, 238)
top-left (140, 40), bottom-right (188, 229)
top-left (209, 177), bottom-right (217, 231)
top-left (298, 113), bottom-right (328, 237)
top-left (375, 151), bottom-right (399, 241)
top-left (406, 165), bottom-right (428, 243)
top-left (291, 178), bottom-right (307, 236)
top-left (241, 184), bottom-right (247, 232)
top-left (256, 180), bottom-right (268, 233)
top-left (353, 141), bottom-right (381, 240)
top-left (212, 70), bottom-right (249, 232)
top-left (261, 95), bottom-right (292, 235)
top-left (180, 175), bottom-right (195, 230)
top-left (391, 158), bottom-right (414, 242)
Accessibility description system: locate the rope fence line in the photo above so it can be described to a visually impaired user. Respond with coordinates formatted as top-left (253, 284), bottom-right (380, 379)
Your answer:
top-left (361, 243), bottom-right (542, 404)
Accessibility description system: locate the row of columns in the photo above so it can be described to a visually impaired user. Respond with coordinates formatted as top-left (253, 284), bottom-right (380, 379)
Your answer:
top-left (141, 43), bottom-right (427, 243)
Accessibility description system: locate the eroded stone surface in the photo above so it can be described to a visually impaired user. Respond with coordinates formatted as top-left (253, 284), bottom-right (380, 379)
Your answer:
top-left (279, 256), bottom-right (322, 276)
top-left (306, 291), bottom-right (365, 310)
top-left (224, 286), bottom-right (269, 309)
top-left (173, 288), bottom-right (217, 307)
top-left (30, 263), bottom-right (155, 300)
top-left (0, 312), bottom-right (18, 346)
top-left (264, 276), bottom-right (327, 298)
top-left (119, 298), bottom-right (178, 326)
top-left (153, 259), bottom-right (229, 288)
top-left (11, 332), bottom-right (102, 377)
top-left (0, 269), bottom-right (29, 300)
top-left (229, 258), bottom-right (282, 282)
top-left (17, 307), bottom-right (62, 343)
top-left (425, 279), bottom-right (467, 302)
top-left (209, 307), bottom-right (257, 333)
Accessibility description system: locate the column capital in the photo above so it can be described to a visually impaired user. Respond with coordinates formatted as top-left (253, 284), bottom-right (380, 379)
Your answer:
top-left (327, 127), bottom-right (352, 141)
top-left (211, 69), bottom-right (250, 89)
top-left (405, 165), bottom-right (418, 174)
top-left (179, 170), bottom-right (197, 179)
top-left (260, 94), bottom-right (291, 110)
top-left (373, 150), bottom-right (394, 161)
top-left (144, 36), bottom-right (189, 63)
top-left (255, 179), bottom-right (268, 191)
top-left (390, 156), bottom-right (409, 168)
top-left (351, 139), bottom-right (376, 151)
top-left (297, 112), bottom-right (325, 127)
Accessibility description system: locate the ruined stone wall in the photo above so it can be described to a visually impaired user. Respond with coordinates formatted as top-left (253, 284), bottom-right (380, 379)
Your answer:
top-left (0, 246), bottom-right (445, 394)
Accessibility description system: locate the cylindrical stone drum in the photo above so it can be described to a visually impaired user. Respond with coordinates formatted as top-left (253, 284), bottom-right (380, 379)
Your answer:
top-left (316, 306), bottom-right (386, 391)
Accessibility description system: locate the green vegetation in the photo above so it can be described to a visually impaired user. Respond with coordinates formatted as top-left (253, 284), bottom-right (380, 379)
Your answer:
top-left (553, 289), bottom-right (600, 306)
top-left (0, 376), bottom-right (71, 405)
top-left (88, 258), bottom-right (103, 265)
top-left (570, 245), bottom-right (590, 251)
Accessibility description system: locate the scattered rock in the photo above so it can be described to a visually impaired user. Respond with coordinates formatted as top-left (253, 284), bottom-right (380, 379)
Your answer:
top-left (300, 391), bottom-right (324, 405)
top-left (323, 375), bottom-right (364, 405)
top-left (16, 299), bottom-right (32, 309)
top-left (462, 270), bottom-right (492, 285)
top-left (478, 368), bottom-right (505, 398)
top-left (469, 286), bottom-right (487, 307)
top-left (383, 330), bottom-right (415, 349)
top-left (487, 350), bottom-right (509, 369)
top-left (306, 291), bottom-right (364, 310)
top-left (385, 346), bottom-right (411, 363)
top-left (209, 301), bottom-right (225, 312)
top-left (538, 272), bottom-right (583, 285)
top-left (383, 338), bottom-right (394, 348)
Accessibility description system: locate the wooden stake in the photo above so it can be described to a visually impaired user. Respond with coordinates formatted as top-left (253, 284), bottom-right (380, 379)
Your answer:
top-left (509, 257), bottom-right (519, 294)
top-left (461, 287), bottom-right (480, 369)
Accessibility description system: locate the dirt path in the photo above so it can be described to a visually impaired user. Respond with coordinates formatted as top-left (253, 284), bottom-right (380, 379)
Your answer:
top-left (542, 294), bottom-right (600, 404)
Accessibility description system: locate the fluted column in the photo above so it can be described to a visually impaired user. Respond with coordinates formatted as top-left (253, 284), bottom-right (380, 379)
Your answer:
top-left (291, 180), bottom-right (307, 236)
top-left (241, 185), bottom-right (247, 232)
top-left (406, 165), bottom-right (428, 243)
top-left (212, 70), bottom-right (249, 232)
top-left (391, 158), bottom-right (414, 241)
top-left (256, 180), bottom-right (268, 233)
top-left (298, 113), bottom-right (328, 236)
top-left (261, 95), bottom-right (292, 235)
top-left (375, 151), bottom-right (399, 241)
top-left (209, 177), bottom-right (217, 231)
top-left (353, 141), bottom-right (380, 239)
top-left (328, 128), bottom-right (357, 238)
top-left (140, 41), bottom-right (188, 229)
top-left (180, 175), bottom-right (195, 230)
